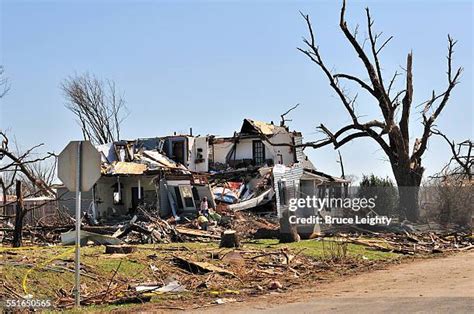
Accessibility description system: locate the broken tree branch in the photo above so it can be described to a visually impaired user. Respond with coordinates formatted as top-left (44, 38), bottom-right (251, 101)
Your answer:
top-left (280, 103), bottom-right (300, 127)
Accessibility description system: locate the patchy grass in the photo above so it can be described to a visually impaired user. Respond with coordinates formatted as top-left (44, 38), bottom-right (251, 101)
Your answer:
top-left (1, 242), bottom-right (219, 302)
top-left (247, 238), bottom-right (399, 260)
top-left (1, 239), bottom-right (397, 311)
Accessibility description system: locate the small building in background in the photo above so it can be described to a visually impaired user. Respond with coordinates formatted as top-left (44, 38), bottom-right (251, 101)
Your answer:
top-left (0, 195), bottom-right (57, 225)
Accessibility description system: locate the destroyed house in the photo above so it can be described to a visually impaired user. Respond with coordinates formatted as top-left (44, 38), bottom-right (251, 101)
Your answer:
top-left (57, 118), bottom-right (346, 230)
top-left (204, 119), bottom-right (350, 237)
top-left (57, 140), bottom-right (215, 222)
top-left (207, 119), bottom-right (348, 216)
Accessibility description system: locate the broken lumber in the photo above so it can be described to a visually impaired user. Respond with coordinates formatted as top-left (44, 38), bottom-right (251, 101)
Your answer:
top-left (173, 255), bottom-right (235, 277)
top-left (175, 226), bottom-right (221, 239)
top-left (348, 238), bottom-right (414, 255)
top-left (105, 245), bottom-right (137, 254)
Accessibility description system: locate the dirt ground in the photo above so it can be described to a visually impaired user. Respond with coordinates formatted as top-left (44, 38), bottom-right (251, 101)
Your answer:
top-left (190, 251), bottom-right (474, 313)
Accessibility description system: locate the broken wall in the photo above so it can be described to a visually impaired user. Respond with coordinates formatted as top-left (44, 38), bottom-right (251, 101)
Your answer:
top-left (262, 131), bottom-right (296, 166)
top-left (211, 139), bottom-right (233, 166)
top-left (188, 136), bottom-right (209, 173)
top-left (93, 175), bottom-right (157, 218)
top-left (158, 178), bottom-right (213, 218)
top-left (232, 138), bottom-right (273, 165)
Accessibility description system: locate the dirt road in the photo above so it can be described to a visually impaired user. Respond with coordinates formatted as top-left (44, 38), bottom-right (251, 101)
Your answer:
top-left (193, 252), bottom-right (474, 313)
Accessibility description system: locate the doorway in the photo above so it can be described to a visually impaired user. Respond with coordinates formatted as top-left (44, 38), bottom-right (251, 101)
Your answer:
top-left (131, 187), bottom-right (144, 212)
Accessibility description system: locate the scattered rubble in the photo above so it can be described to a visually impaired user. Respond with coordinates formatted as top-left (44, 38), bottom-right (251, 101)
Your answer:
top-left (61, 230), bottom-right (121, 246)
top-left (1, 227), bottom-right (473, 310)
top-left (344, 232), bottom-right (474, 255)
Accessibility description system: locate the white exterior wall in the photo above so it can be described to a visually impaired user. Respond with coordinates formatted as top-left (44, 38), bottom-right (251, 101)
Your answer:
top-left (212, 140), bottom-right (234, 164)
top-left (188, 136), bottom-right (209, 172)
top-left (234, 138), bottom-right (272, 161)
top-left (185, 136), bottom-right (194, 168)
top-left (264, 132), bottom-right (295, 165)
top-left (212, 133), bottom-right (296, 167)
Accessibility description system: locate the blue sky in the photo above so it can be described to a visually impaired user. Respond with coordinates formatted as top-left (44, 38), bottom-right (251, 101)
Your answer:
top-left (1, 0), bottom-right (472, 181)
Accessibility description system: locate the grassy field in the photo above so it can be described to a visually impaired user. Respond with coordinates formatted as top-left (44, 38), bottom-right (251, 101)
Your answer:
top-left (0, 239), bottom-right (399, 312)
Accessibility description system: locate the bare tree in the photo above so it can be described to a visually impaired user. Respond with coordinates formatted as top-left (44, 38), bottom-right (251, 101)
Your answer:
top-left (0, 131), bottom-right (56, 247)
top-left (23, 157), bottom-right (58, 195)
top-left (424, 170), bottom-right (473, 229)
top-left (62, 73), bottom-right (128, 145)
top-left (0, 133), bottom-right (56, 196)
top-left (298, 1), bottom-right (463, 221)
top-left (432, 129), bottom-right (472, 182)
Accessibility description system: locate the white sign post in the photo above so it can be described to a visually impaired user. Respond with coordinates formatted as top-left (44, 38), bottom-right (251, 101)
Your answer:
top-left (58, 141), bottom-right (101, 307)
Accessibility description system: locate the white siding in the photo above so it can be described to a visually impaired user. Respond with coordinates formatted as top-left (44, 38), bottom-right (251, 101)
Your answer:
top-left (188, 136), bottom-right (209, 172)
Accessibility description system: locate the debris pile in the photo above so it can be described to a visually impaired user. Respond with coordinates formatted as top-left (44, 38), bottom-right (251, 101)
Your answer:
top-left (210, 167), bottom-right (275, 211)
top-left (0, 243), bottom-right (332, 309)
top-left (344, 232), bottom-right (474, 255)
top-left (1, 204), bottom-right (280, 248)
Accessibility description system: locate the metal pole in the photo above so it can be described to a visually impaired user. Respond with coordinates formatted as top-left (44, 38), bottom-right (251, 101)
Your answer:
top-left (74, 141), bottom-right (82, 307)
top-left (91, 184), bottom-right (97, 222)
top-left (138, 179), bottom-right (141, 200)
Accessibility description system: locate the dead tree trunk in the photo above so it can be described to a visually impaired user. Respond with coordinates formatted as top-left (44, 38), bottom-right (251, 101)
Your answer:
top-left (12, 180), bottom-right (25, 248)
top-left (279, 210), bottom-right (300, 243)
top-left (393, 163), bottom-right (423, 221)
top-left (220, 230), bottom-right (241, 248)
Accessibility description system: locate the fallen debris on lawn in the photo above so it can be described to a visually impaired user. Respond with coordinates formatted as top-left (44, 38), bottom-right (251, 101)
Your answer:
top-left (323, 229), bottom-right (474, 255)
top-left (61, 230), bottom-right (122, 246)
top-left (1, 229), bottom-right (473, 310)
top-left (173, 255), bottom-right (236, 277)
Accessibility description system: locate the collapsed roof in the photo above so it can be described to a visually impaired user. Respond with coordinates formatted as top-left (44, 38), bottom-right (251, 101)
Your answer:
top-left (96, 141), bottom-right (189, 176)
top-left (240, 119), bottom-right (288, 136)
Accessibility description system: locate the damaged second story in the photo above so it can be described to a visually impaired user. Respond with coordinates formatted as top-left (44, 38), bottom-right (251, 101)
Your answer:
top-left (135, 119), bottom-right (314, 174)
top-left (208, 119), bottom-right (314, 171)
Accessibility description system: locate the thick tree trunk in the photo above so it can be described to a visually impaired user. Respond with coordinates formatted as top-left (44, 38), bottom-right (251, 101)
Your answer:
top-left (398, 185), bottom-right (420, 222)
top-left (393, 165), bottom-right (423, 222)
top-left (12, 180), bottom-right (25, 248)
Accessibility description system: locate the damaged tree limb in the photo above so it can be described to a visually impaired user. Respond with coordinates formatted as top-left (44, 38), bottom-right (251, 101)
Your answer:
top-left (432, 129), bottom-right (473, 182)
